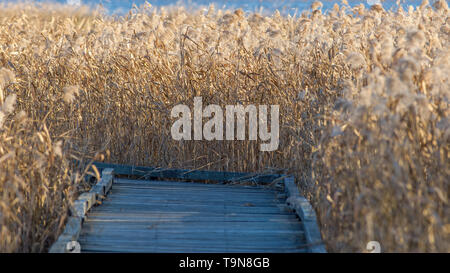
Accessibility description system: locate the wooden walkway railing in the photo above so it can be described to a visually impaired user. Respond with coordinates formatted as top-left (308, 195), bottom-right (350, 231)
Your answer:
top-left (50, 162), bottom-right (326, 253)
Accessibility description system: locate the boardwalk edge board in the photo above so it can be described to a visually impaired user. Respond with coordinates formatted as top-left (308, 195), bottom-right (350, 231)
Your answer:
top-left (49, 168), bottom-right (115, 253)
top-left (284, 176), bottom-right (327, 253)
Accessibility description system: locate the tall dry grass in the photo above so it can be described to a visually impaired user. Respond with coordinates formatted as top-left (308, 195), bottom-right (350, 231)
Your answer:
top-left (0, 1), bottom-right (448, 252)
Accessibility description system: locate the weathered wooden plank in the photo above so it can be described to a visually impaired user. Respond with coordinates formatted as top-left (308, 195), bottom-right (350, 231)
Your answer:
top-left (79, 238), bottom-right (305, 247)
top-left (91, 162), bottom-right (281, 184)
top-left (97, 198), bottom-right (287, 208)
top-left (79, 241), bottom-right (305, 251)
top-left (109, 185), bottom-right (278, 194)
top-left (81, 244), bottom-right (308, 253)
top-left (284, 176), bottom-right (326, 253)
top-left (83, 215), bottom-right (298, 222)
top-left (80, 229), bottom-right (304, 236)
top-left (114, 178), bottom-right (277, 191)
top-left (87, 211), bottom-right (298, 218)
top-left (105, 195), bottom-right (283, 204)
top-left (91, 212), bottom-right (292, 221)
top-left (80, 228), bottom-right (303, 237)
top-left (98, 198), bottom-right (282, 208)
top-left (78, 237), bottom-right (308, 248)
top-left (80, 226), bottom-right (305, 234)
top-left (78, 239), bottom-right (304, 250)
top-left (80, 230), bottom-right (303, 238)
top-left (112, 185), bottom-right (278, 195)
top-left (106, 191), bottom-right (281, 202)
top-left (109, 192), bottom-right (281, 202)
top-left (81, 221), bottom-right (303, 230)
top-left (90, 202), bottom-right (291, 215)
top-left (108, 187), bottom-right (280, 197)
top-left (78, 240), bottom-right (306, 249)
top-left (78, 232), bottom-right (305, 241)
top-left (48, 217), bottom-right (82, 253)
top-left (87, 208), bottom-right (293, 216)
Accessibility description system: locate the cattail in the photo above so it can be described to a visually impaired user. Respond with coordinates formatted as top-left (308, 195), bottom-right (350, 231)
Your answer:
top-left (386, 76), bottom-right (408, 97)
top-left (433, 0), bottom-right (449, 11)
top-left (370, 4), bottom-right (384, 13)
top-left (423, 69), bottom-right (434, 85)
top-left (1, 94), bottom-right (17, 114)
top-left (353, 4), bottom-right (365, 16)
top-left (396, 5), bottom-right (405, 15)
top-left (311, 1), bottom-right (323, 11)
top-left (396, 57), bottom-right (419, 81)
top-left (419, 0), bottom-right (429, 10)
top-left (312, 9), bottom-right (322, 17)
top-left (270, 29), bottom-right (282, 39)
top-left (206, 4), bottom-right (215, 17)
top-left (0, 111), bottom-right (5, 129)
top-left (346, 52), bottom-right (366, 69)
top-left (331, 125), bottom-right (344, 137)
top-left (53, 140), bottom-right (63, 158)
top-left (441, 24), bottom-right (450, 35)
top-left (234, 9), bottom-right (244, 18)
top-left (0, 68), bottom-right (15, 104)
top-left (380, 35), bottom-right (394, 65)
top-left (0, 68), bottom-right (15, 87)
top-left (333, 3), bottom-right (340, 13)
top-left (62, 85), bottom-right (79, 104)
top-left (297, 90), bottom-right (306, 101)
top-left (14, 110), bottom-right (27, 123)
top-left (342, 79), bottom-right (356, 98)
top-left (334, 98), bottom-right (352, 112)
top-left (407, 29), bottom-right (426, 49)
top-left (393, 48), bottom-right (407, 64)
top-left (415, 94), bottom-right (431, 119)
top-left (220, 13), bottom-right (237, 26)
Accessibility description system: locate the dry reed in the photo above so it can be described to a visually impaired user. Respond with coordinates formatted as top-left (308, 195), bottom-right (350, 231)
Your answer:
top-left (0, 1), bottom-right (448, 252)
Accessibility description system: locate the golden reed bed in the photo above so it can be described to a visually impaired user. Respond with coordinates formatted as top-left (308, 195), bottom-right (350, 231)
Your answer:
top-left (0, 1), bottom-right (448, 252)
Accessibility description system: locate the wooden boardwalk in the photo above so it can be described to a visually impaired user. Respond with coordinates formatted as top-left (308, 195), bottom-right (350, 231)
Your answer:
top-left (50, 162), bottom-right (326, 253)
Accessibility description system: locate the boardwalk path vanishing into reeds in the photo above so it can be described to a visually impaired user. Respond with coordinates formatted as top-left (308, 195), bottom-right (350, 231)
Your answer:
top-left (50, 162), bottom-right (326, 253)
